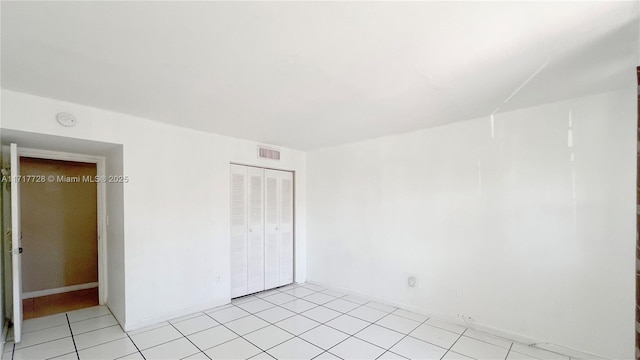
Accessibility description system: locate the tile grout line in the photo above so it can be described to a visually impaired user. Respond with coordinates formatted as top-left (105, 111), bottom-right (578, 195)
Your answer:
top-left (305, 304), bottom-right (427, 354)
top-left (183, 320), bottom-right (250, 356)
top-left (322, 311), bottom-right (408, 336)
top-left (255, 312), bottom-right (342, 358)
top-left (127, 303), bottom-right (224, 339)
top-left (231, 283), bottom-right (343, 316)
top-left (11, 285), bottom-right (516, 358)
top-left (293, 285), bottom-right (518, 354)
top-left (305, 299), bottom-right (395, 359)
top-left (17, 289), bottom-right (462, 360)
top-left (125, 332), bottom-right (147, 360)
top-left (184, 286), bottom-right (553, 359)
top-left (126, 322), bottom-right (173, 338)
top-left (372, 310), bottom-right (511, 355)
top-left (16, 286), bottom-right (549, 360)
top-left (64, 314), bottom-right (80, 360)
top-left (169, 312), bottom-right (205, 326)
top-left (438, 328), bottom-right (469, 360)
top-left (371, 313), bottom-right (430, 360)
top-left (6, 333), bottom-right (74, 352)
top-left (267, 287), bottom-right (440, 338)
top-left (273, 292), bottom-right (380, 352)
top-left (67, 336), bottom-right (139, 358)
top-left (321, 308), bottom-right (392, 356)
top-left (124, 284), bottom-right (526, 360)
top-left (7, 317), bottom-right (118, 356)
top-left (279, 301), bottom-right (376, 359)
top-left (5, 313), bottom-right (116, 353)
top-left (222, 301), bottom-right (342, 358)
top-left (234, 285), bottom-right (427, 359)
top-left (201, 311), bottom-right (273, 357)
top-left (110, 303), bottom-right (148, 360)
top-left (14, 293), bottom-right (314, 360)
top-left (212, 290), bottom-right (354, 358)
top-left (454, 328), bottom-right (516, 353)
top-left (207, 302), bottom-right (329, 356)
top-left (236, 287), bottom-right (337, 328)
top-left (128, 312), bottom-right (230, 358)
top-left (505, 342), bottom-right (514, 360)
top-left (167, 321), bottom-right (213, 360)
top-left (20, 313), bottom-right (110, 336)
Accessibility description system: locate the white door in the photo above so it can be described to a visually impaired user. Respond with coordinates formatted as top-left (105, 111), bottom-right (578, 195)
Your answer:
top-left (263, 173), bottom-right (280, 290)
top-left (230, 165), bottom-right (248, 298)
top-left (278, 172), bottom-right (294, 286)
top-left (264, 169), bottom-right (294, 289)
top-left (10, 143), bottom-right (22, 343)
top-left (231, 165), bottom-right (294, 296)
top-left (246, 167), bottom-right (265, 294)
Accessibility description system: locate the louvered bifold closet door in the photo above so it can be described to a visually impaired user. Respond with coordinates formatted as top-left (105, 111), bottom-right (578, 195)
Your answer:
top-left (278, 171), bottom-right (294, 286)
top-left (247, 167), bottom-right (265, 294)
top-left (264, 172), bottom-right (280, 290)
top-left (230, 164), bottom-right (248, 298)
top-left (264, 169), bottom-right (294, 289)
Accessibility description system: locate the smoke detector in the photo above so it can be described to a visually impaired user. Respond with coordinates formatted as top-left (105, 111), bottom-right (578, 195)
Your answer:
top-left (56, 113), bottom-right (77, 127)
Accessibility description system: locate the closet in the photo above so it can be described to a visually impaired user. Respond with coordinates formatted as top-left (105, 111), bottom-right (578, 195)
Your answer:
top-left (230, 164), bottom-right (294, 298)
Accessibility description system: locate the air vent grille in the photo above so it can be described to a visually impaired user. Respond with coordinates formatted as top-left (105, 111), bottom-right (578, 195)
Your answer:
top-left (258, 146), bottom-right (280, 160)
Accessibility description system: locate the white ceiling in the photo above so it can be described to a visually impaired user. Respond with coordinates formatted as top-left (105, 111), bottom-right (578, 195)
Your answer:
top-left (1, 1), bottom-right (638, 150)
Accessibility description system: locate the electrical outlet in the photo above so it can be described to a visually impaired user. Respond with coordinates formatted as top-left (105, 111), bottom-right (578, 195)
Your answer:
top-left (216, 276), bottom-right (221, 283)
top-left (408, 276), bottom-right (417, 287)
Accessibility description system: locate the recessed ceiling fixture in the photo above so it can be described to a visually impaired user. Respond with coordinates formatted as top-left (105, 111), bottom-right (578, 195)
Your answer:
top-left (56, 112), bottom-right (76, 127)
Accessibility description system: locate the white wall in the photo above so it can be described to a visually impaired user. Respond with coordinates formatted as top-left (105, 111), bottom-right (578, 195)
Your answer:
top-left (306, 88), bottom-right (636, 359)
top-left (0, 90), bottom-right (307, 330)
top-left (105, 146), bottom-right (125, 325)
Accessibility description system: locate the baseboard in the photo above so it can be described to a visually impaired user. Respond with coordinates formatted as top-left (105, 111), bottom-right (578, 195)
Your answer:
top-left (22, 282), bottom-right (98, 299)
top-left (305, 280), bottom-right (610, 360)
top-left (123, 297), bottom-right (229, 332)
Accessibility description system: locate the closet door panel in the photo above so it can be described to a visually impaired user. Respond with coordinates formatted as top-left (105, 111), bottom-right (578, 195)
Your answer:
top-left (278, 174), bottom-right (294, 286)
top-left (264, 174), bottom-right (280, 290)
top-left (230, 165), bottom-right (248, 298)
top-left (279, 232), bottom-right (293, 286)
top-left (264, 233), bottom-right (279, 289)
top-left (247, 167), bottom-right (265, 294)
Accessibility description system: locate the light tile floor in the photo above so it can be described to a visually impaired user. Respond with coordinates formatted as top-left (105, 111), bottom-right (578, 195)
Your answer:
top-left (2, 283), bottom-right (577, 360)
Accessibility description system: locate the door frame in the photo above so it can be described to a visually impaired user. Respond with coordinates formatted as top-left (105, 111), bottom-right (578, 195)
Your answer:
top-left (229, 162), bottom-right (297, 286)
top-left (15, 146), bottom-right (108, 305)
top-left (635, 66), bottom-right (639, 359)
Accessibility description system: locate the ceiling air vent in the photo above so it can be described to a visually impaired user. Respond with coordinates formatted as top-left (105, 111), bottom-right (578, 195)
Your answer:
top-left (258, 146), bottom-right (280, 160)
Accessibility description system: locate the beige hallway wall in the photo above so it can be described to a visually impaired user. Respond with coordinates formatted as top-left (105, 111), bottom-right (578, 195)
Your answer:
top-left (20, 158), bottom-right (98, 293)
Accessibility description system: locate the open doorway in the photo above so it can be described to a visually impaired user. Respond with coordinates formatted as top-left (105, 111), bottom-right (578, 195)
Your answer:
top-left (0, 131), bottom-right (124, 344)
top-left (1, 144), bottom-right (108, 332)
top-left (20, 157), bottom-right (99, 319)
